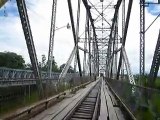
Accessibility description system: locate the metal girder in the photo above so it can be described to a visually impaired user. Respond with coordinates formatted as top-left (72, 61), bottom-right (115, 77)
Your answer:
top-left (148, 31), bottom-right (160, 87)
top-left (74, 0), bottom-right (81, 74)
top-left (82, 0), bottom-right (99, 76)
top-left (47, 0), bottom-right (57, 78)
top-left (122, 0), bottom-right (125, 43)
top-left (116, 0), bottom-right (133, 80)
top-left (88, 24), bottom-right (92, 76)
top-left (94, 1), bottom-right (112, 22)
top-left (67, 0), bottom-right (82, 77)
top-left (88, 0), bottom-right (111, 27)
top-left (122, 47), bottom-right (135, 85)
top-left (107, 0), bottom-right (122, 74)
top-left (16, 0), bottom-right (43, 97)
top-left (78, 46), bottom-right (88, 53)
top-left (82, 0), bottom-right (98, 51)
top-left (59, 46), bottom-right (77, 81)
top-left (110, 16), bottom-right (118, 78)
top-left (106, 0), bottom-right (120, 78)
top-left (83, 13), bottom-right (88, 75)
top-left (140, 0), bottom-right (145, 81)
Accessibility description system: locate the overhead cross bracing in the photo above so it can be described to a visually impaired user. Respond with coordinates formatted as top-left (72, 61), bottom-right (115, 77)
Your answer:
top-left (85, 0), bottom-right (115, 74)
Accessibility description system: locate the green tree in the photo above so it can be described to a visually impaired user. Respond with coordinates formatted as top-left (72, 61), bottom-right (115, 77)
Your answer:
top-left (59, 63), bottom-right (74, 73)
top-left (0, 52), bottom-right (25, 69)
top-left (40, 55), bottom-right (60, 72)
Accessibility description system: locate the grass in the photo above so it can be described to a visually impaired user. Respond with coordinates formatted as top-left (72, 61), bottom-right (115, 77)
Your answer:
top-left (135, 109), bottom-right (153, 120)
top-left (0, 90), bottom-right (39, 117)
top-left (155, 78), bottom-right (160, 89)
top-left (0, 81), bottom-right (88, 117)
top-left (110, 78), bottom-right (160, 119)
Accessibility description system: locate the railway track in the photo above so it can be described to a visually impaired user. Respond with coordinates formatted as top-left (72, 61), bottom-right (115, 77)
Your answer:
top-left (63, 81), bottom-right (101, 120)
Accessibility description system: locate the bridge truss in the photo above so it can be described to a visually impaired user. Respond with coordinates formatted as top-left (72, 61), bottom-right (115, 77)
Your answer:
top-left (0, 0), bottom-right (160, 110)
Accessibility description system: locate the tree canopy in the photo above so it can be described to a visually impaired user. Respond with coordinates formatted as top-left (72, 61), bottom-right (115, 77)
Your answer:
top-left (0, 52), bottom-right (74, 74)
top-left (40, 55), bottom-right (60, 72)
top-left (0, 52), bottom-right (25, 69)
top-left (59, 63), bottom-right (74, 73)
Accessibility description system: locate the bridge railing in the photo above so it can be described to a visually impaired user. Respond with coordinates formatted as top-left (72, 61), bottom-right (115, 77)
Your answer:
top-left (0, 68), bottom-right (94, 116)
top-left (107, 79), bottom-right (160, 119)
top-left (0, 67), bottom-right (61, 80)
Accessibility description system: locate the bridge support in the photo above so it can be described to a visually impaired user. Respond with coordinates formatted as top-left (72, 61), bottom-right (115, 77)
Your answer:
top-left (16, 0), bottom-right (44, 98)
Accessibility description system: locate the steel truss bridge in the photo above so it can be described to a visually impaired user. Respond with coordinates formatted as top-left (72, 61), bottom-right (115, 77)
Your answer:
top-left (0, 0), bottom-right (160, 119)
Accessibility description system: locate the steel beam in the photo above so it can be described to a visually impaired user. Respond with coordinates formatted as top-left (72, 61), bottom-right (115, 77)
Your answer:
top-left (82, 0), bottom-right (99, 76)
top-left (16, 0), bottom-right (43, 97)
top-left (122, 47), bottom-right (135, 85)
top-left (88, 24), bottom-right (92, 77)
top-left (107, 0), bottom-right (122, 78)
top-left (83, 13), bottom-right (89, 75)
top-left (116, 0), bottom-right (133, 80)
top-left (148, 31), bottom-right (160, 87)
top-left (67, 0), bottom-right (82, 76)
top-left (47, 0), bottom-right (58, 78)
top-left (59, 46), bottom-right (77, 81)
top-left (139, 0), bottom-right (145, 84)
top-left (82, 0), bottom-right (98, 51)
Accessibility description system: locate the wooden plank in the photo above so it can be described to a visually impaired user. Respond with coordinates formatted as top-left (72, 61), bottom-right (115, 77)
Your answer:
top-left (99, 80), bottom-right (109, 120)
top-left (114, 107), bottom-right (125, 120)
top-left (103, 82), bottom-right (118, 120)
top-left (30, 80), bottom-right (99, 120)
top-left (105, 85), bottom-right (118, 106)
top-left (53, 80), bottom-right (99, 120)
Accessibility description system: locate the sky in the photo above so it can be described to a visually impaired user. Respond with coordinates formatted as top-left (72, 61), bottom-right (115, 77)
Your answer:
top-left (0, 0), bottom-right (160, 74)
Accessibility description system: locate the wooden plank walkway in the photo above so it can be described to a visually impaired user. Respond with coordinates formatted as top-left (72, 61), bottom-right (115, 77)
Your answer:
top-left (99, 79), bottom-right (109, 120)
top-left (30, 78), bottom-right (125, 120)
top-left (99, 79), bottom-right (125, 120)
top-left (30, 80), bottom-right (99, 120)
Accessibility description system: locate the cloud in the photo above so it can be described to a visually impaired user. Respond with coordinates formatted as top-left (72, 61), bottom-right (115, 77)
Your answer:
top-left (147, 4), bottom-right (160, 15)
top-left (0, 0), bottom-right (18, 17)
top-left (145, 0), bottom-right (160, 15)
top-left (0, 0), bottom-right (75, 67)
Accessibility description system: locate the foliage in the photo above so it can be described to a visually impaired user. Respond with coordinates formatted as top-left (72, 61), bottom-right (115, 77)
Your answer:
top-left (0, 52), bottom-right (74, 74)
top-left (0, 52), bottom-right (25, 69)
top-left (134, 74), bottom-right (148, 86)
top-left (25, 55), bottom-right (60, 72)
top-left (59, 63), bottom-right (74, 73)
top-left (155, 77), bottom-right (160, 89)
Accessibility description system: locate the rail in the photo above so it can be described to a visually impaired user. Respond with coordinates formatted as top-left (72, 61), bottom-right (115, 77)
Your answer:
top-left (63, 80), bottom-right (101, 120)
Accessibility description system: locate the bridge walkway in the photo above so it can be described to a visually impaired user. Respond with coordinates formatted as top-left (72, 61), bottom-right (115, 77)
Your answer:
top-left (30, 78), bottom-right (125, 120)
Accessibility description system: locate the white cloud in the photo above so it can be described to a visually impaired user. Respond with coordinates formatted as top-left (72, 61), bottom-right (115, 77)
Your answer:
top-left (0, 0), bottom-right (75, 67)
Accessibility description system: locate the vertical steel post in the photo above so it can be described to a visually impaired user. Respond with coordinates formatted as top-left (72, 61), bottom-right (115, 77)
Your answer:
top-left (148, 31), bottom-right (160, 87)
top-left (121, 0), bottom-right (125, 80)
top-left (47, 0), bottom-right (57, 78)
top-left (140, 0), bottom-right (145, 85)
top-left (83, 13), bottom-right (88, 75)
top-left (88, 25), bottom-right (92, 77)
